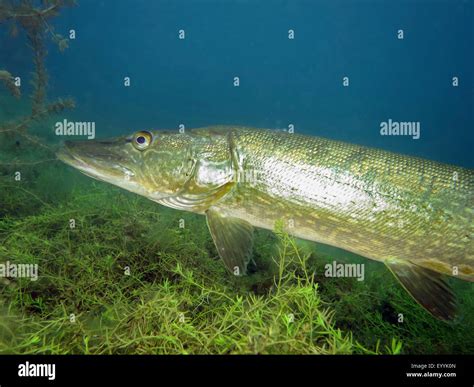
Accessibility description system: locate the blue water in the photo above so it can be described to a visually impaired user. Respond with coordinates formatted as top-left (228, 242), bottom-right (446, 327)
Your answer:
top-left (2, 0), bottom-right (473, 167)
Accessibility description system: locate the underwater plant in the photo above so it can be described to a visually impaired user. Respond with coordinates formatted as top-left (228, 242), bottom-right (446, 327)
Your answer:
top-left (0, 0), bottom-right (75, 150)
top-left (0, 69), bottom-right (20, 98)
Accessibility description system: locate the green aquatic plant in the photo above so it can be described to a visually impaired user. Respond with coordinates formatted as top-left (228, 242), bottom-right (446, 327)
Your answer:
top-left (0, 70), bottom-right (20, 98)
top-left (0, 0), bottom-right (75, 154)
top-left (0, 165), bottom-right (472, 354)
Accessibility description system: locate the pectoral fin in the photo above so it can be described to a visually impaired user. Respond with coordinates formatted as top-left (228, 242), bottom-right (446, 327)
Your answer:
top-left (385, 259), bottom-right (456, 321)
top-left (206, 208), bottom-right (254, 276)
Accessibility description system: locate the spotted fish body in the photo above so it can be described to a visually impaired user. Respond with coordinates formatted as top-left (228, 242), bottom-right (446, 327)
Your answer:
top-left (214, 128), bottom-right (474, 281)
top-left (58, 126), bottom-right (474, 320)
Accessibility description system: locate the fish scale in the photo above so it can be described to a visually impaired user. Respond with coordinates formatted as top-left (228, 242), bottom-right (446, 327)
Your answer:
top-left (217, 128), bottom-right (473, 281)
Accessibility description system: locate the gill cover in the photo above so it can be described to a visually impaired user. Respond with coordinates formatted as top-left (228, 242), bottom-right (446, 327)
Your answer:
top-left (156, 127), bottom-right (238, 212)
top-left (157, 127), bottom-right (255, 276)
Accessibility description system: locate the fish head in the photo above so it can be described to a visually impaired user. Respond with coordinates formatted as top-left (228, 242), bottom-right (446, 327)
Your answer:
top-left (57, 130), bottom-right (197, 201)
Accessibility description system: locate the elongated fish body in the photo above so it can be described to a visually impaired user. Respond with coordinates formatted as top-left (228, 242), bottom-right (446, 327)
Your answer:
top-left (213, 128), bottom-right (474, 281)
top-left (58, 126), bottom-right (474, 320)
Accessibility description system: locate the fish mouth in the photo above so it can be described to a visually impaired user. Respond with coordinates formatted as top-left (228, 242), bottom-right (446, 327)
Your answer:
top-left (57, 140), bottom-right (172, 201)
top-left (57, 144), bottom-right (90, 171)
top-left (56, 140), bottom-right (126, 182)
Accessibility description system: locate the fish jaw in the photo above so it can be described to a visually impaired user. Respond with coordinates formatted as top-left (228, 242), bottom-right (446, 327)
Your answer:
top-left (57, 139), bottom-right (169, 201)
top-left (57, 140), bottom-right (132, 182)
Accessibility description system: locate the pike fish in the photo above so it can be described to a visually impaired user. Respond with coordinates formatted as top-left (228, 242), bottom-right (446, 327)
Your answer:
top-left (57, 126), bottom-right (474, 320)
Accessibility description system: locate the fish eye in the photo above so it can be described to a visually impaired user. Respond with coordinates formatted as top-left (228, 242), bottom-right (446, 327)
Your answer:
top-left (132, 130), bottom-right (153, 150)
